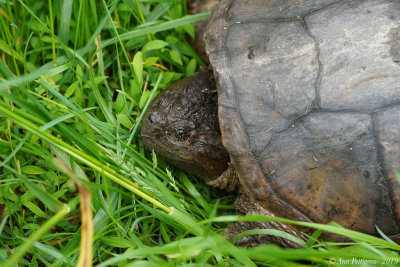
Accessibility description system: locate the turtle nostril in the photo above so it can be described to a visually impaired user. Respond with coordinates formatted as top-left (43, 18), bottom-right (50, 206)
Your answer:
top-left (146, 112), bottom-right (166, 126)
top-left (147, 113), bottom-right (155, 124)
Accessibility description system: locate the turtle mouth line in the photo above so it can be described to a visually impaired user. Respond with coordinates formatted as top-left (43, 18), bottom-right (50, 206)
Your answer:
top-left (141, 134), bottom-right (192, 160)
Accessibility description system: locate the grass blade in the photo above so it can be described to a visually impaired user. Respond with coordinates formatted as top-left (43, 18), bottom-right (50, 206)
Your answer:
top-left (3, 205), bottom-right (70, 267)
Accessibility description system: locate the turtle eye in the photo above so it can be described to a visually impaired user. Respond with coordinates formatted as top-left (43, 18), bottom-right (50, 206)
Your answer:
top-left (175, 129), bottom-right (185, 139)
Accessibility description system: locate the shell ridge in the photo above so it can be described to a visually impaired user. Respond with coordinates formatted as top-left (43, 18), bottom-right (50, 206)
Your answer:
top-left (301, 17), bottom-right (322, 107)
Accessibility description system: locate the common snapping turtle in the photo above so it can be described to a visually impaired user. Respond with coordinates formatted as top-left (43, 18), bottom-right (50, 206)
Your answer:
top-left (141, 0), bottom-right (400, 246)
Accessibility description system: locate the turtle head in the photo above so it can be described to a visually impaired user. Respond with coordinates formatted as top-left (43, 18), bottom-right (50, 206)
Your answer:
top-left (141, 70), bottom-right (230, 182)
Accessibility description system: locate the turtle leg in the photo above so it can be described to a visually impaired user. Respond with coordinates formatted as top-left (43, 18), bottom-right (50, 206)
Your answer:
top-left (206, 163), bottom-right (238, 192)
top-left (224, 190), bottom-right (306, 248)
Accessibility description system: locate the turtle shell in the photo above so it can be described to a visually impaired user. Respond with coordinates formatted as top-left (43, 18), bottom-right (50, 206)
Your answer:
top-left (205, 0), bottom-right (400, 240)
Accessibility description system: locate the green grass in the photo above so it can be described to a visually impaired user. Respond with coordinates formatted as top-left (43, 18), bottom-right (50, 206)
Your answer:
top-left (0, 0), bottom-right (399, 266)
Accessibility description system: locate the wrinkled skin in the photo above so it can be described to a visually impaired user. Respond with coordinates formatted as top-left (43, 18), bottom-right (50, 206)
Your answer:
top-left (141, 70), bottom-right (230, 183)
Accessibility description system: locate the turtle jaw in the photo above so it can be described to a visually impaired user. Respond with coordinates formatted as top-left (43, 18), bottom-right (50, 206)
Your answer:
top-left (141, 133), bottom-right (193, 162)
top-left (141, 128), bottom-right (230, 183)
